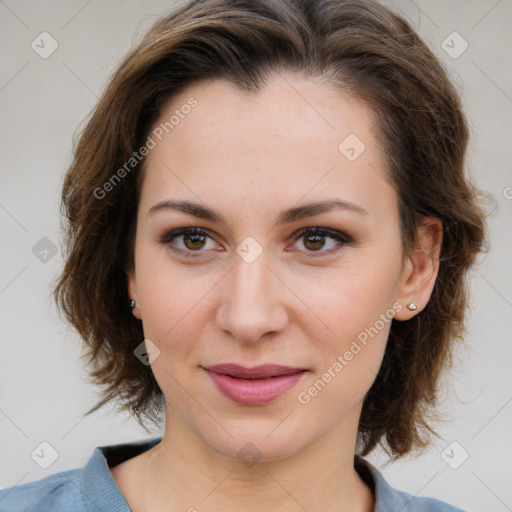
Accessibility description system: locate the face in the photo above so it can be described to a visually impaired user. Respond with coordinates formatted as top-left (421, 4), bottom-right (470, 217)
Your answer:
top-left (128, 73), bottom-right (416, 462)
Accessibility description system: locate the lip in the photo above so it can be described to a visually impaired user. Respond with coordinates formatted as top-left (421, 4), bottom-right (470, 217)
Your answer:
top-left (204, 363), bottom-right (306, 379)
top-left (203, 364), bottom-right (308, 405)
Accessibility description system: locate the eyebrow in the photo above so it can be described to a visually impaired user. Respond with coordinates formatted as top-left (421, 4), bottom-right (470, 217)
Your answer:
top-left (147, 198), bottom-right (368, 225)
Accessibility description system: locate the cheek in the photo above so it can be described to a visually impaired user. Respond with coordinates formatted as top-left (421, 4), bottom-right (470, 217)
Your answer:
top-left (294, 270), bottom-right (394, 413)
top-left (289, 250), bottom-right (401, 397)
top-left (138, 270), bottom-right (213, 351)
top-left (137, 267), bottom-right (212, 411)
top-left (291, 255), bottom-right (401, 340)
top-left (134, 251), bottom-right (230, 391)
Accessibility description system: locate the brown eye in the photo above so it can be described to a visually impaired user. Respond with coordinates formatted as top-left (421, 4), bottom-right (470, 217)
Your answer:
top-left (302, 233), bottom-right (326, 251)
top-left (289, 227), bottom-right (352, 257)
top-left (161, 227), bottom-right (218, 257)
top-left (183, 232), bottom-right (207, 250)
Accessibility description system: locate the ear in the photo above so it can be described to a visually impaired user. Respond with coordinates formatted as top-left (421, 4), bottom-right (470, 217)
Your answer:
top-left (394, 216), bottom-right (443, 321)
top-left (126, 266), bottom-right (142, 320)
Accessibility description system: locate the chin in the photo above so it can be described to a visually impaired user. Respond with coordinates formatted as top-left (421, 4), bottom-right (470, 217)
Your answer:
top-left (196, 416), bottom-right (313, 465)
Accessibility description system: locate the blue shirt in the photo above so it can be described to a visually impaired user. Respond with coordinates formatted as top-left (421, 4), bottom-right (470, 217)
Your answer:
top-left (0, 437), bottom-right (466, 511)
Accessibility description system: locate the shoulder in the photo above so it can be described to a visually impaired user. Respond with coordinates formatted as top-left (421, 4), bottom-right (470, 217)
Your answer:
top-left (0, 469), bottom-right (85, 511)
top-left (380, 485), bottom-right (467, 512)
top-left (0, 438), bottom-right (161, 512)
top-left (354, 455), bottom-right (467, 512)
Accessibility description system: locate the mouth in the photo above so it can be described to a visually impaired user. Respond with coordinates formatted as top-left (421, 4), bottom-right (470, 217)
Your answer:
top-left (204, 363), bottom-right (306, 379)
top-left (202, 364), bottom-right (308, 405)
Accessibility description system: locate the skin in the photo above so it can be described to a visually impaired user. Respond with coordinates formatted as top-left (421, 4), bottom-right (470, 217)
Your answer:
top-left (114, 72), bottom-right (442, 512)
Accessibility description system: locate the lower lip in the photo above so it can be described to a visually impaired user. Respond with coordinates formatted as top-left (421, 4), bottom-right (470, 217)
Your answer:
top-left (204, 369), bottom-right (307, 405)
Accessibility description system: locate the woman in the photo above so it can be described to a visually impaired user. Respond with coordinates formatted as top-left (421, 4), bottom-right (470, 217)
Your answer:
top-left (1, 0), bottom-right (486, 510)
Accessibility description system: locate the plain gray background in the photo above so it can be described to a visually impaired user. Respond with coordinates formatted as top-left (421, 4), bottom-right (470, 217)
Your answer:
top-left (1, 1), bottom-right (511, 510)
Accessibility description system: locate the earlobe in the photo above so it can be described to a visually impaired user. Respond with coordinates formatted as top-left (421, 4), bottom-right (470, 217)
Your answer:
top-left (126, 266), bottom-right (142, 320)
top-left (394, 216), bottom-right (443, 321)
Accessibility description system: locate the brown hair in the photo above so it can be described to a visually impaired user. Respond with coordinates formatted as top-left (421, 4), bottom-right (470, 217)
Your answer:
top-left (52, 0), bottom-right (488, 461)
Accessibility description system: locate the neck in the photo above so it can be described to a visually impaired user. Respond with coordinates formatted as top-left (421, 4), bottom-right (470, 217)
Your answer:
top-left (137, 406), bottom-right (375, 512)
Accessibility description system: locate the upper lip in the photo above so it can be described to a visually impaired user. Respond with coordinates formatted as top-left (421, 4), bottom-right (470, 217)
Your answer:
top-left (203, 364), bottom-right (306, 379)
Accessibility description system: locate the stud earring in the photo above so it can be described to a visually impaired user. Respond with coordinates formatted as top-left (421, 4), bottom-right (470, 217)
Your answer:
top-left (130, 299), bottom-right (136, 309)
top-left (407, 302), bottom-right (418, 311)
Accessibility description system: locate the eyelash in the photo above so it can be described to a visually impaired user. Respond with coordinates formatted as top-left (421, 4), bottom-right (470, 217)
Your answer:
top-left (160, 226), bottom-right (353, 259)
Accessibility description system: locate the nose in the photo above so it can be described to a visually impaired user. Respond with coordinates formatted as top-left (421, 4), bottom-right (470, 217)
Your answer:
top-left (216, 250), bottom-right (288, 344)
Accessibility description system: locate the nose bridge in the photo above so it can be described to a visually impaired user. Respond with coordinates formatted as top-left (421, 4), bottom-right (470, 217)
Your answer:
top-left (216, 248), bottom-right (287, 342)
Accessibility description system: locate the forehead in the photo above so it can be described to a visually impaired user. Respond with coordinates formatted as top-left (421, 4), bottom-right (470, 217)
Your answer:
top-left (139, 73), bottom-right (396, 227)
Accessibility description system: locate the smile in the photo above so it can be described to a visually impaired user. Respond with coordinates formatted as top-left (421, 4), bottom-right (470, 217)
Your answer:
top-left (203, 365), bottom-right (308, 405)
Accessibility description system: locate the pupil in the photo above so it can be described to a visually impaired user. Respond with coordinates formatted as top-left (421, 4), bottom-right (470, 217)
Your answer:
top-left (305, 234), bottom-right (324, 251)
top-left (185, 234), bottom-right (205, 250)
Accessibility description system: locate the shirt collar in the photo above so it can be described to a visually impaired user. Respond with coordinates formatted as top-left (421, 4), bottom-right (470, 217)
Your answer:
top-left (81, 437), bottom-right (161, 510)
top-left (83, 437), bottom-right (409, 511)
